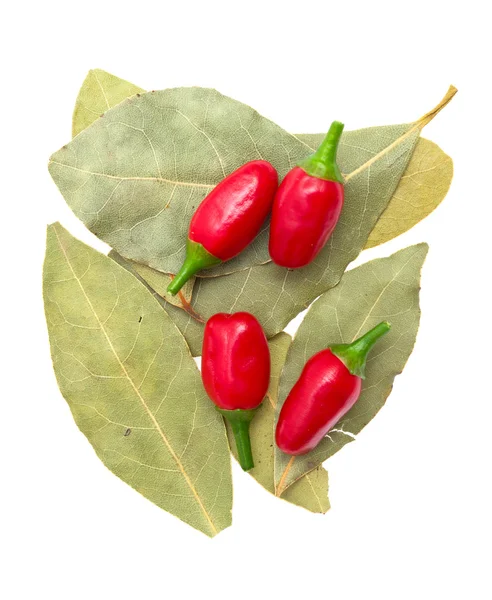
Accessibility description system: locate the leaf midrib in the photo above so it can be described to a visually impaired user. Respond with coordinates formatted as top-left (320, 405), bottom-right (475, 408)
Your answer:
top-left (304, 472), bottom-right (325, 512)
top-left (49, 161), bottom-right (214, 189)
top-left (92, 69), bottom-right (111, 110)
top-left (349, 246), bottom-right (422, 342)
top-left (54, 111), bottom-right (421, 201)
top-left (52, 224), bottom-right (218, 536)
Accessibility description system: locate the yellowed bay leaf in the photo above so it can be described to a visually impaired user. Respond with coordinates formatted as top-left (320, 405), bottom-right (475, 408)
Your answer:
top-left (44, 223), bottom-right (232, 536)
top-left (72, 69), bottom-right (144, 137)
top-left (365, 138), bottom-right (453, 248)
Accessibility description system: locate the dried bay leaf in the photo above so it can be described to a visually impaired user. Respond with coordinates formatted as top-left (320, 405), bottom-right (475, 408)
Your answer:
top-left (43, 223), bottom-right (231, 536)
top-left (72, 69), bottom-right (144, 137)
top-left (365, 138), bottom-right (453, 248)
top-left (53, 80), bottom-right (454, 278)
top-left (274, 243), bottom-right (428, 496)
top-left (227, 333), bottom-right (329, 513)
top-left (108, 250), bottom-right (204, 356)
top-left (283, 467), bottom-right (330, 513)
top-left (155, 302), bottom-right (204, 358)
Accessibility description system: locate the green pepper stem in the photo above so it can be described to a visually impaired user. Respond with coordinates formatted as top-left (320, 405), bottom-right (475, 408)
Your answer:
top-left (316, 121), bottom-right (344, 166)
top-left (167, 239), bottom-right (221, 295)
top-left (216, 407), bottom-right (257, 471)
top-left (298, 121), bottom-right (344, 183)
top-left (330, 321), bottom-right (391, 379)
top-left (167, 258), bottom-right (200, 295)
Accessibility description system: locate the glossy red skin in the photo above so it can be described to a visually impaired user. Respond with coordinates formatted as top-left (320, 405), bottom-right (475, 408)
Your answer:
top-left (269, 167), bottom-right (344, 268)
top-left (189, 160), bottom-right (278, 261)
top-left (202, 312), bottom-right (270, 411)
top-left (276, 349), bottom-right (361, 455)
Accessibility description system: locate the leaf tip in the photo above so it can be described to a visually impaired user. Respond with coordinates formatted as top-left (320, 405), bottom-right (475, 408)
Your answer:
top-left (87, 68), bottom-right (109, 80)
top-left (46, 222), bottom-right (66, 242)
top-left (46, 221), bottom-right (59, 232)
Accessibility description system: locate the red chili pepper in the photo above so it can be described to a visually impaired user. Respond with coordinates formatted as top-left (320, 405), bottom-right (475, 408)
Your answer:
top-left (269, 121), bottom-right (345, 268)
top-left (167, 161), bottom-right (278, 295)
top-left (202, 312), bottom-right (270, 471)
top-left (276, 322), bottom-right (391, 455)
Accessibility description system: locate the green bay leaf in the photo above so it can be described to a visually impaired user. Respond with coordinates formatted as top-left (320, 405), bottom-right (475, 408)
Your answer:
top-left (43, 223), bottom-right (231, 536)
top-left (274, 243), bottom-right (428, 495)
top-left (227, 333), bottom-right (329, 513)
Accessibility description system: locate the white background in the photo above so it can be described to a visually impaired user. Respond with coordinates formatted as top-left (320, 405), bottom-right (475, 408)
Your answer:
top-left (2, 1), bottom-right (491, 598)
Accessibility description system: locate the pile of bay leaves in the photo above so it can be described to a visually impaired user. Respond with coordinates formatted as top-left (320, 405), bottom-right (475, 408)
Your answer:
top-left (43, 70), bottom-right (455, 537)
